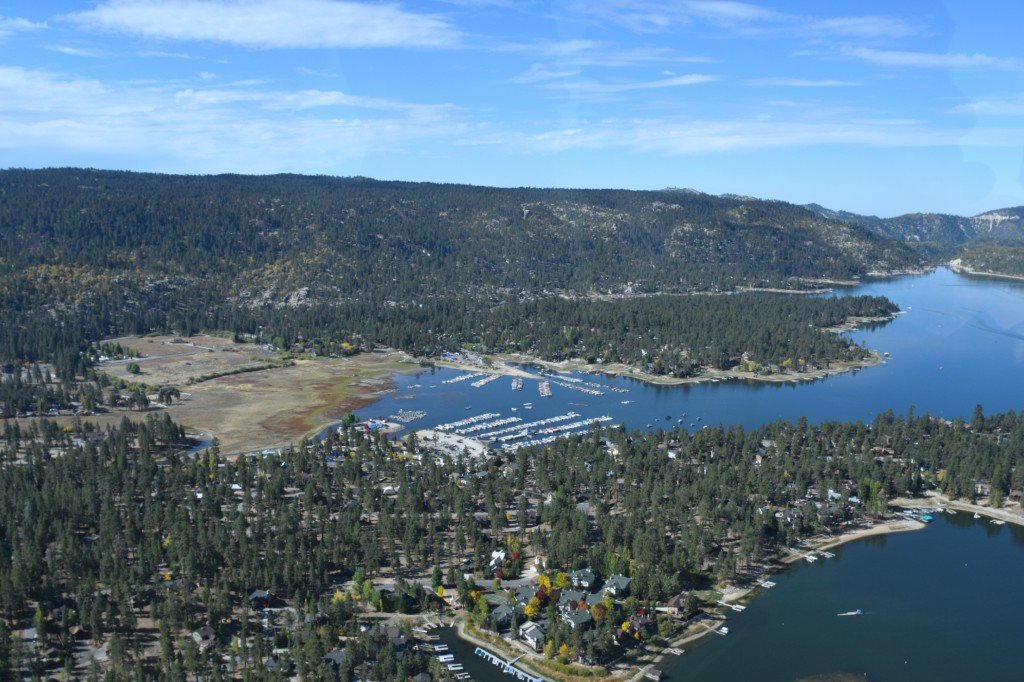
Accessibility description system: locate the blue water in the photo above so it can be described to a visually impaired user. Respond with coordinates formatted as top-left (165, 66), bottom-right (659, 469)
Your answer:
top-left (666, 514), bottom-right (1024, 681)
top-left (355, 268), bottom-right (1024, 681)
top-left (361, 268), bottom-right (1024, 436)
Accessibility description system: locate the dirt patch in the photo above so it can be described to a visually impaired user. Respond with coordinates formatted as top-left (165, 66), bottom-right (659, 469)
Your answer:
top-left (99, 334), bottom-right (281, 386)
top-left (90, 337), bottom-right (420, 456)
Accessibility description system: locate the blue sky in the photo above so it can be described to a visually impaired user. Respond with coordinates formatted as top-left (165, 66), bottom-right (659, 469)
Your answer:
top-left (2, 1), bottom-right (1023, 217)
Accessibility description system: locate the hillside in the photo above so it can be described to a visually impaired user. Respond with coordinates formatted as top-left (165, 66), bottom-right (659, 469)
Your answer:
top-left (804, 203), bottom-right (1024, 268)
top-left (0, 168), bottom-right (916, 373)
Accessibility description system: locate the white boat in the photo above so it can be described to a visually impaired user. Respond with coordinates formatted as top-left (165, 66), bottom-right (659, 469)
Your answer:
top-left (991, 519), bottom-right (1006, 525)
top-left (974, 512), bottom-right (980, 519)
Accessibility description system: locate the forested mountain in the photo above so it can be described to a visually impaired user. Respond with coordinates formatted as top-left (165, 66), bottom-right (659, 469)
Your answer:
top-left (0, 168), bottom-right (916, 374)
top-left (804, 203), bottom-right (1024, 267)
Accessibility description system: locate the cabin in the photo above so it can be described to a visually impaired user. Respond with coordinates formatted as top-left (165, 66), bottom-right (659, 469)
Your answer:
top-left (519, 622), bottom-right (546, 651)
top-left (602, 574), bottom-right (631, 597)
top-left (569, 568), bottom-right (595, 590)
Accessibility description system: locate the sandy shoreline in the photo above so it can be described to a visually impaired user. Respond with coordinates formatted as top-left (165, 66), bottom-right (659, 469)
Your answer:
top-left (435, 350), bottom-right (883, 389)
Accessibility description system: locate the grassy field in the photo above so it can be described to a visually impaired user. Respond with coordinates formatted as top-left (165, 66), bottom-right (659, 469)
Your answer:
top-left (100, 335), bottom-right (416, 455)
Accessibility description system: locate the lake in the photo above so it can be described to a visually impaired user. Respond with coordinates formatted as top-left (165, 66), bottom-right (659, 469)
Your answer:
top-left (664, 513), bottom-right (1024, 681)
top-left (363, 267), bottom-right (1024, 435)
top-left (355, 267), bottom-right (1024, 681)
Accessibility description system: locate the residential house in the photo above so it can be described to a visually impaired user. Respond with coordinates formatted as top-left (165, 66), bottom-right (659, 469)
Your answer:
top-left (556, 589), bottom-right (586, 613)
top-left (322, 650), bottom-right (347, 672)
top-left (569, 568), bottom-right (595, 590)
top-left (665, 593), bottom-right (688, 617)
top-left (602, 574), bottom-right (631, 598)
top-left (490, 604), bottom-right (517, 630)
top-left (191, 626), bottom-right (217, 651)
top-left (248, 589), bottom-right (271, 607)
top-left (519, 622), bottom-right (546, 651)
top-left (562, 608), bottom-right (593, 630)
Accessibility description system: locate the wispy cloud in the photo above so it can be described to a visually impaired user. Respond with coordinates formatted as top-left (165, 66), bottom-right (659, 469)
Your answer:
top-left (497, 39), bottom-right (713, 68)
top-left (955, 97), bottom-right (1024, 116)
top-left (0, 66), bottom-right (465, 171)
top-left (547, 73), bottom-right (719, 94)
top-left (748, 77), bottom-right (855, 88)
top-left (844, 46), bottom-right (1024, 71)
top-left (509, 65), bottom-right (581, 85)
top-left (573, 0), bottom-right (783, 33)
top-left (807, 16), bottom-right (918, 39)
top-left (66, 0), bottom-right (462, 49)
top-left (507, 117), bottom-right (991, 155)
top-left (138, 50), bottom-right (197, 59)
top-left (0, 15), bottom-right (47, 38)
top-left (46, 45), bottom-right (106, 58)
top-left (573, 1), bottom-right (917, 39)
top-left (296, 66), bottom-right (339, 78)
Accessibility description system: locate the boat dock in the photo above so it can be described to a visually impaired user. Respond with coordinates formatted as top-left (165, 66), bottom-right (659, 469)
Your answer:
top-left (716, 600), bottom-right (746, 612)
top-left (474, 647), bottom-right (543, 681)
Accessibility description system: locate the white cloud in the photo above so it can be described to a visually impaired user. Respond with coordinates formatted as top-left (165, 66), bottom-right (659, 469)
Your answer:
top-left (296, 66), bottom-right (339, 78)
top-left (807, 16), bottom-right (918, 39)
top-left (551, 74), bottom-right (719, 94)
top-left (0, 15), bottom-right (47, 37)
top-left (46, 45), bottom-right (105, 58)
top-left (844, 47), bottom-right (1024, 71)
top-left (509, 64), bottom-right (581, 85)
top-left (66, 0), bottom-right (462, 49)
top-left (747, 78), bottom-right (855, 88)
top-left (510, 117), bottom-right (983, 155)
top-left (955, 98), bottom-right (1024, 116)
top-left (138, 50), bottom-right (197, 59)
top-left (0, 66), bottom-right (465, 171)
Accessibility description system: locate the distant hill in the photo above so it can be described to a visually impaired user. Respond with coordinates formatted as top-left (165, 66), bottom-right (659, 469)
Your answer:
top-left (0, 168), bottom-right (919, 370)
top-left (803, 203), bottom-right (1024, 245)
top-left (0, 169), bottom-right (918, 310)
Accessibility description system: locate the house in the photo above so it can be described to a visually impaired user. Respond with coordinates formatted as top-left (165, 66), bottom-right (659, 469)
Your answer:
top-left (602, 574), bottom-right (631, 598)
top-left (975, 481), bottom-right (992, 497)
top-left (562, 608), bottom-right (593, 630)
top-left (665, 592), bottom-right (688, 616)
top-left (377, 624), bottom-right (407, 651)
top-left (569, 568), bottom-right (595, 590)
top-left (191, 626), bottom-right (217, 651)
top-left (557, 589), bottom-right (586, 613)
top-left (323, 650), bottom-right (347, 671)
top-left (247, 589), bottom-right (271, 606)
top-left (519, 622), bottom-right (546, 651)
top-left (515, 584), bottom-right (539, 607)
top-left (490, 604), bottom-right (516, 629)
top-left (489, 549), bottom-right (507, 573)
top-left (264, 655), bottom-right (294, 676)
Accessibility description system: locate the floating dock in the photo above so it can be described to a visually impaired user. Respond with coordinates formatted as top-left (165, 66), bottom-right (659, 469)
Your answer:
top-left (474, 647), bottom-right (543, 681)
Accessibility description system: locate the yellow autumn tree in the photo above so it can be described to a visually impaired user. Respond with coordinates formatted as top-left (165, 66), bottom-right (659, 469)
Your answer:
top-left (524, 597), bottom-right (541, 619)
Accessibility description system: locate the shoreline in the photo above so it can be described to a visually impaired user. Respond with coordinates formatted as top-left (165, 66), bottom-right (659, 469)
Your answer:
top-left (434, 349), bottom-right (883, 389)
top-left (449, 511), bottom-right (940, 682)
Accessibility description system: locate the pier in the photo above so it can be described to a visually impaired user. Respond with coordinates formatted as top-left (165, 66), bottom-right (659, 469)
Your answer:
top-left (474, 647), bottom-right (544, 681)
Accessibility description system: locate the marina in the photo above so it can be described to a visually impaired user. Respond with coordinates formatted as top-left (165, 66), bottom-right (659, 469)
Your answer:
top-left (474, 647), bottom-right (543, 682)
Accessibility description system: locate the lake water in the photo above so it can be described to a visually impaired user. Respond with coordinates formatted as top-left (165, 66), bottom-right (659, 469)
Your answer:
top-left (665, 513), bottom-right (1024, 681)
top-left (363, 267), bottom-right (1024, 435)
top-left (355, 267), bottom-right (1024, 681)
